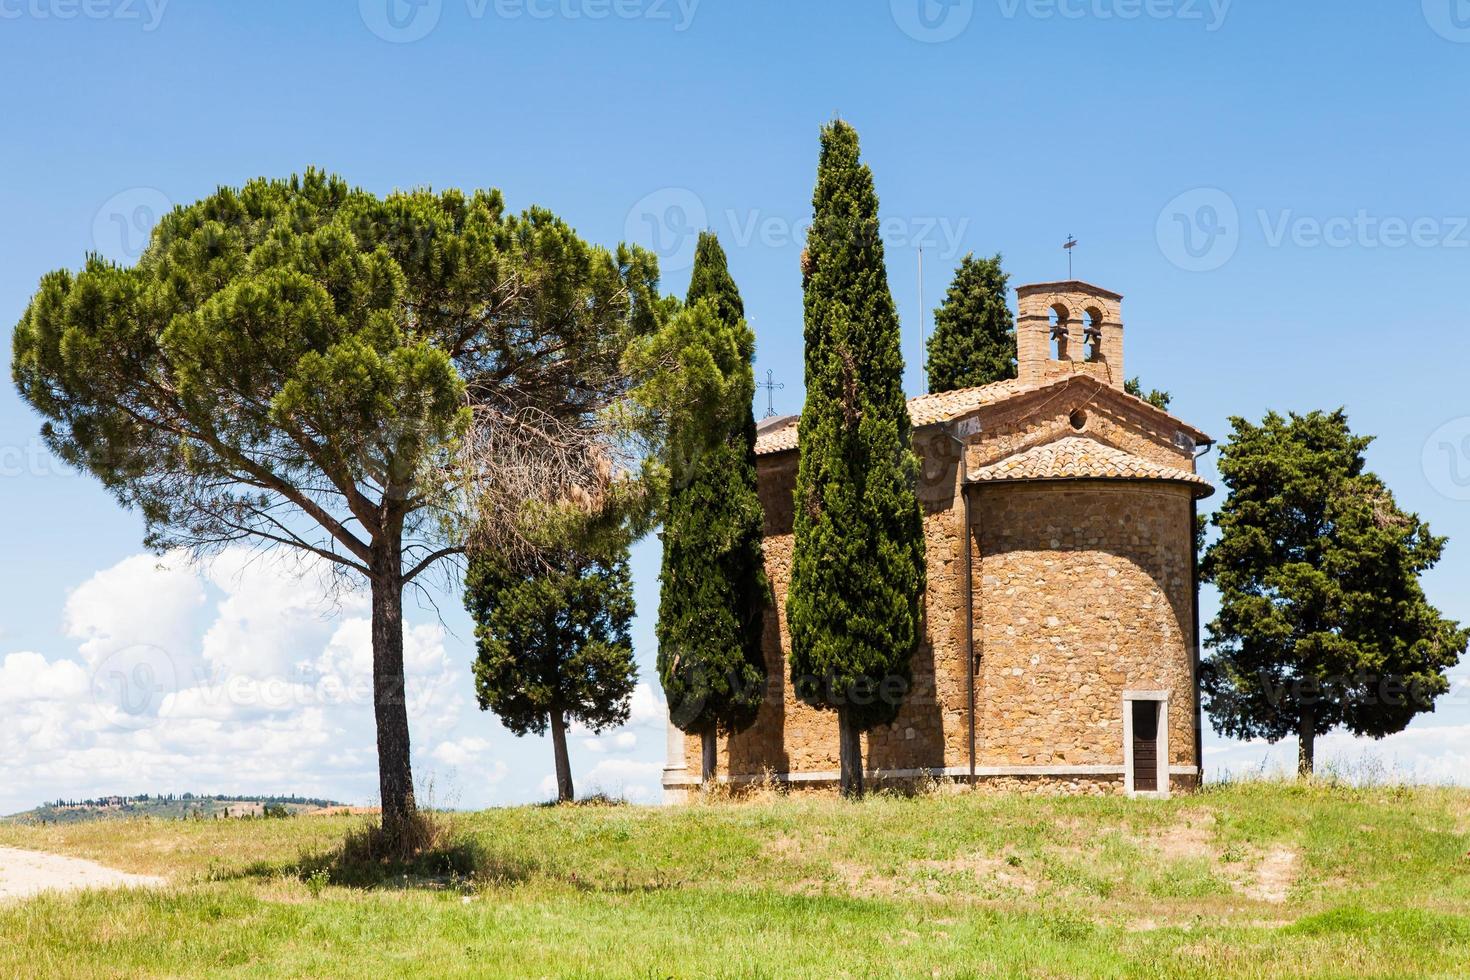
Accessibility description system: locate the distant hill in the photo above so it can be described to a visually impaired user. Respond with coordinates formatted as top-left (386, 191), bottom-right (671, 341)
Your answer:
top-left (2, 793), bottom-right (345, 824)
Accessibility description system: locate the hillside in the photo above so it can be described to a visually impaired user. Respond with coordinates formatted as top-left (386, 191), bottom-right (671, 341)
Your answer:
top-left (3, 794), bottom-right (343, 825)
top-left (0, 780), bottom-right (1466, 977)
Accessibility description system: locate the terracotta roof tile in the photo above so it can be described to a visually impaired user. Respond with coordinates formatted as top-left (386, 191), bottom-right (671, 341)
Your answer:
top-left (753, 374), bottom-right (1212, 457)
top-left (755, 378), bottom-right (1039, 455)
top-left (969, 436), bottom-right (1213, 497)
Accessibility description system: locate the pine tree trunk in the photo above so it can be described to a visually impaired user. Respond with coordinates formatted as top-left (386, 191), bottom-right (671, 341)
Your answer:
top-left (370, 559), bottom-right (416, 842)
top-left (1297, 707), bottom-right (1316, 779)
top-left (550, 709), bottom-right (575, 803)
top-left (701, 728), bottom-right (717, 784)
top-left (838, 707), bottom-right (864, 799)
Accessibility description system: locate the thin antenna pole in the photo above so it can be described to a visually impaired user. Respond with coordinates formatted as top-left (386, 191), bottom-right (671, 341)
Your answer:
top-left (917, 246), bottom-right (925, 381)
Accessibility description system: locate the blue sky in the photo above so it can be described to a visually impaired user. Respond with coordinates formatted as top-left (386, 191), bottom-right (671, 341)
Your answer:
top-left (2, 1), bottom-right (1469, 811)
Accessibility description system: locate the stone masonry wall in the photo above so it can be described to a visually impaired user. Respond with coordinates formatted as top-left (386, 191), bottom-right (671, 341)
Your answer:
top-left (686, 433), bottom-right (968, 780)
top-left (670, 393), bottom-right (1204, 795)
top-left (973, 481), bottom-right (1198, 772)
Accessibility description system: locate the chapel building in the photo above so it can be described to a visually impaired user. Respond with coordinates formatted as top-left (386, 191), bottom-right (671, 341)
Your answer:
top-left (663, 280), bottom-right (1214, 799)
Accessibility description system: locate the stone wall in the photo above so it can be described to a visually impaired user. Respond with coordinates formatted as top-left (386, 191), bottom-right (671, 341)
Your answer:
top-left (683, 433), bottom-right (968, 780)
top-left (972, 481), bottom-right (1198, 772)
top-left (668, 396), bottom-right (1204, 797)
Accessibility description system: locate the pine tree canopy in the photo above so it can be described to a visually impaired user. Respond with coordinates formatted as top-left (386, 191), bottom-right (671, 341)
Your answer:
top-left (10, 168), bottom-right (666, 836)
top-left (1200, 409), bottom-right (1467, 770)
top-left (926, 253), bottom-right (1016, 393)
top-left (787, 121), bottom-right (926, 732)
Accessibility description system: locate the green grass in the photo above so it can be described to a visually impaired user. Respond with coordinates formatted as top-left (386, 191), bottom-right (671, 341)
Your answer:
top-left (1, 780), bottom-right (1467, 978)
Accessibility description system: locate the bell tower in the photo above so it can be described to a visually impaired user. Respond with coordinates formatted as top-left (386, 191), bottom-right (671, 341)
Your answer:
top-left (1015, 281), bottom-right (1124, 389)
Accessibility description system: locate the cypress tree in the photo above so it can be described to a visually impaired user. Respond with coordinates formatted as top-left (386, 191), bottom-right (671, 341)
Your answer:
top-left (654, 232), bottom-right (770, 783)
top-left (787, 121), bottom-right (926, 798)
top-left (926, 253), bottom-right (1016, 393)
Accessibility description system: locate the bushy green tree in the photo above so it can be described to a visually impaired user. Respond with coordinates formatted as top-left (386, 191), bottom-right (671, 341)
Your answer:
top-left (1125, 377), bottom-right (1172, 411)
top-left (1201, 409), bottom-right (1466, 776)
top-left (648, 233), bottom-right (769, 783)
top-left (11, 170), bottom-right (663, 840)
top-left (926, 253), bottom-right (1015, 393)
top-left (465, 528), bottom-right (636, 803)
top-left (787, 121), bottom-right (926, 798)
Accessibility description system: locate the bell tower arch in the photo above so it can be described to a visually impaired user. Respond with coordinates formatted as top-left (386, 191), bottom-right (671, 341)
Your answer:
top-left (1016, 281), bottom-right (1124, 389)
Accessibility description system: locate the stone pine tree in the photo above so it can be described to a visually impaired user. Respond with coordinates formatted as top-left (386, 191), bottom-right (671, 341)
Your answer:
top-left (10, 171), bottom-right (663, 843)
top-left (1201, 409), bottom-right (1466, 777)
top-left (787, 121), bottom-right (926, 798)
top-left (653, 232), bottom-right (769, 784)
top-left (464, 525), bottom-right (637, 804)
top-left (925, 253), bottom-right (1015, 393)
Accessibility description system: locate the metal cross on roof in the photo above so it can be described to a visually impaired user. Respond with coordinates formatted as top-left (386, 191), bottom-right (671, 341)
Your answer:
top-left (1064, 235), bottom-right (1079, 279)
top-left (758, 369), bottom-right (786, 419)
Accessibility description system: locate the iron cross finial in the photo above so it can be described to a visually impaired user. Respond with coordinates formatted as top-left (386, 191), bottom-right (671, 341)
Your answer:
top-left (758, 369), bottom-right (786, 419)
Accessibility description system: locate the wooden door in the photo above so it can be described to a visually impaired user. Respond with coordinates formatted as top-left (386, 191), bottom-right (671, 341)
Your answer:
top-left (1131, 700), bottom-right (1160, 792)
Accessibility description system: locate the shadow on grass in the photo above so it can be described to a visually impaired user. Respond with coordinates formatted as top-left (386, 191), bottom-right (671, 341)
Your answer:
top-left (214, 807), bottom-right (683, 896)
top-left (219, 810), bottom-right (537, 892)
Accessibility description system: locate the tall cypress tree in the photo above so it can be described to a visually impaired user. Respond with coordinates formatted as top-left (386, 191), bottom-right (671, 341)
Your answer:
top-left (787, 121), bottom-right (926, 798)
top-left (926, 253), bottom-right (1016, 393)
top-left (655, 232), bottom-right (770, 783)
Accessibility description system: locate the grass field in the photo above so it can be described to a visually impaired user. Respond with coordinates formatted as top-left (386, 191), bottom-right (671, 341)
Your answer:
top-left (0, 779), bottom-right (1467, 978)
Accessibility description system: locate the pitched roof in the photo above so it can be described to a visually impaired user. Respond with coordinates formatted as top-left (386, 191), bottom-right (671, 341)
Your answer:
top-left (970, 436), bottom-right (1214, 498)
top-left (753, 374), bottom-right (1211, 457)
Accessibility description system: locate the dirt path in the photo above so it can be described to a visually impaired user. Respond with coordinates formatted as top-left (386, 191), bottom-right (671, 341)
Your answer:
top-left (0, 846), bottom-right (164, 901)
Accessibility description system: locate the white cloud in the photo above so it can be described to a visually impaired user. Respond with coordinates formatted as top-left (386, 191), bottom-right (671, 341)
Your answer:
top-left (0, 548), bottom-right (469, 815)
top-left (627, 682), bottom-right (667, 728)
top-left (0, 652), bottom-right (87, 705)
top-left (432, 737), bottom-right (492, 769)
top-left (583, 759), bottom-right (663, 802)
top-left (62, 552), bottom-right (205, 664)
top-left (582, 732), bottom-right (638, 754)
